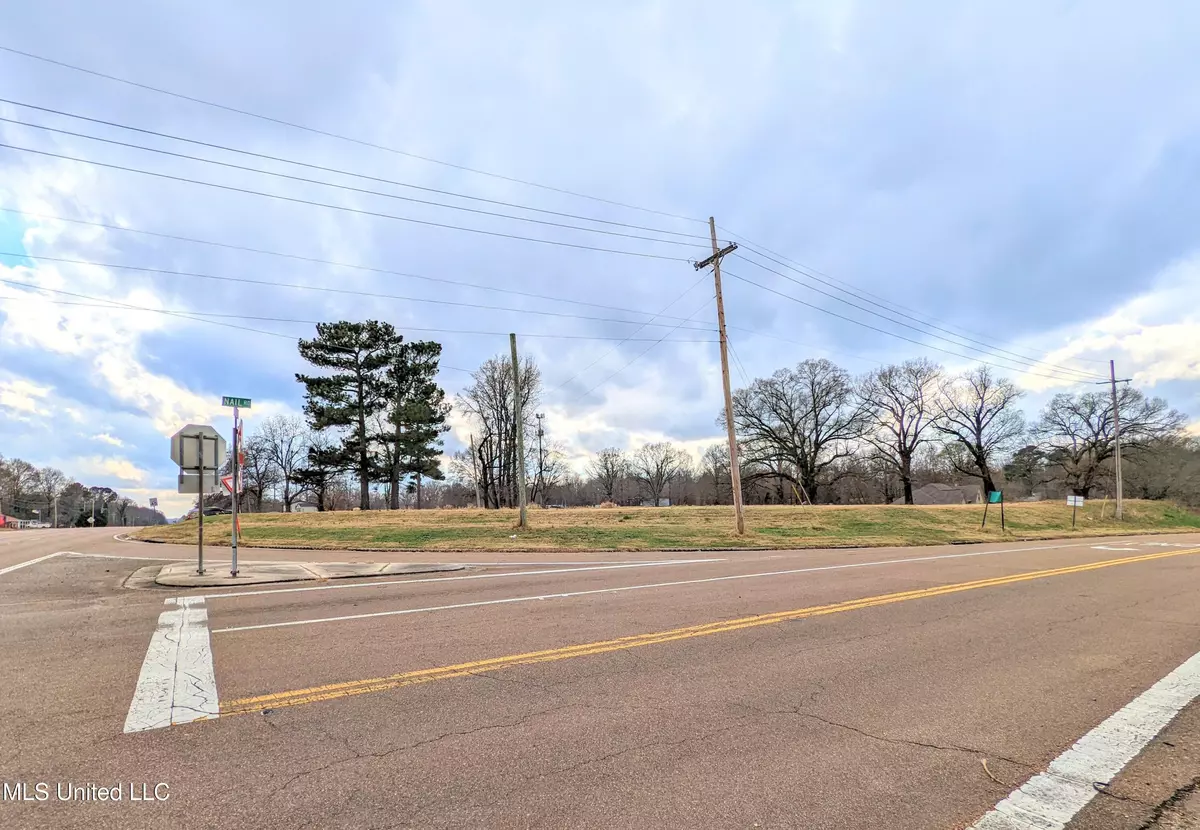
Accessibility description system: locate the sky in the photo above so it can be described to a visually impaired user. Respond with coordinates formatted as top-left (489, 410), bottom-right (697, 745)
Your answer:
top-left (2, 1), bottom-right (1199, 516)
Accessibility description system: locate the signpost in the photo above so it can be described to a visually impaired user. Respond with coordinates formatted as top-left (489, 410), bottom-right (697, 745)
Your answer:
top-left (1067, 493), bottom-right (1085, 528)
top-left (222, 396), bottom-right (251, 578)
top-left (171, 424), bottom-right (226, 575)
top-left (982, 490), bottom-right (1005, 530)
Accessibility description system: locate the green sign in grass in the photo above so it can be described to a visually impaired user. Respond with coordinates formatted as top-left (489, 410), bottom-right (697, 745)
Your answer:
top-left (987, 491), bottom-right (1003, 504)
top-left (221, 396), bottom-right (252, 408)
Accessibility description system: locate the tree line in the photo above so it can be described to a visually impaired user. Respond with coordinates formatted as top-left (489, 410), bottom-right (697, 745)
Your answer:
top-left (235, 320), bottom-right (1195, 512)
top-left (0, 455), bottom-right (167, 527)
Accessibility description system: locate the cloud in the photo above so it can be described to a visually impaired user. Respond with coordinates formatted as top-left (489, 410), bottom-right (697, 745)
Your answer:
top-left (0, 0), bottom-right (1198, 496)
top-left (0, 376), bottom-right (51, 417)
top-left (1017, 256), bottom-right (1200, 393)
top-left (74, 455), bottom-right (150, 485)
top-left (92, 432), bottom-right (124, 447)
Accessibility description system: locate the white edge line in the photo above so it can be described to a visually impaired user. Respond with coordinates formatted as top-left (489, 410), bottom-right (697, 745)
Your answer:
top-left (198, 559), bottom-right (722, 601)
top-left (210, 539), bottom-right (1167, 633)
top-left (971, 649), bottom-right (1200, 829)
top-left (0, 550), bottom-right (65, 576)
top-left (124, 596), bottom-right (219, 732)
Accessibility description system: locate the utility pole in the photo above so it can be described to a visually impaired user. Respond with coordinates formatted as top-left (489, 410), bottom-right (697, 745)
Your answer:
top-left (510, 333), bottom-right (528, 529)
top-left (1110, 359), bottom-right (1124, 521)
top-left (1095, 362), bottom-right (1132, 520)
top-left (469, 433), bottom-right (482, 508)
top-left (694, 217), bottom-right (745, 535)
top-left (53, 496), bottom-right (57, 529)
top-left (535, 413), bottom-right (546, 507)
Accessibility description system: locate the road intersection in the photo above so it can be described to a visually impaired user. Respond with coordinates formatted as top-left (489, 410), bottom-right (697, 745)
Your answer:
top-left (1, 528), bottom-right (1198, 828)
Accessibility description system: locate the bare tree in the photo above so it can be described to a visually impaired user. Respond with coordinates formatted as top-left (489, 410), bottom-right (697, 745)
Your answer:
top-left (586, 448), bottom-right (628, 503)
top-left (933, 366), bottom-right (1025, 494)
top-left (857, 358), bottom-right (944, 504)
top-left (629, 442), bottom-right (688, 506)
top-left (240, 433), bottom-right (280, 512)
top-left (457, 354), bottom-right (541, 509)
top-left (1034, 386), bottom-right (1186, 497)
top-left (259, 415), bottom-right (310, 512)
top-left (34, 466), bottom-right (67, 524)
top-left (730, 358), bottom-right (865, 503)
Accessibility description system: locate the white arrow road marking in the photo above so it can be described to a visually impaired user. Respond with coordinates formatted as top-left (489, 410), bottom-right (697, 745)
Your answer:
top-left (124, 597), bottom-right (219, 733)
top-left (970, 648), bottom-right (1200, 829)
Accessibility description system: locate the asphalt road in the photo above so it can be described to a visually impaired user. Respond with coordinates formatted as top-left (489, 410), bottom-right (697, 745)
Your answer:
top-left (1, 528), bottom-right (1198, 829)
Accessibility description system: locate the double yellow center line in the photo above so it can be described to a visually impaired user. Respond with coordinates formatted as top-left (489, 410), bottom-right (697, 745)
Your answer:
top-left (221, 546), bottom-right (1200, 716)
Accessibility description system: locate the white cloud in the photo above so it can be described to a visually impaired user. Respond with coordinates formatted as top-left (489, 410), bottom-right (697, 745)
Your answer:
top-left (0, 376), bottom-right (52, 417)
top-left (74, 455), bottom-right (150, 485)
top-left (1016, 256), bottom-right (1200, 393)
top-left (92, 432), bottom-right (124, 447)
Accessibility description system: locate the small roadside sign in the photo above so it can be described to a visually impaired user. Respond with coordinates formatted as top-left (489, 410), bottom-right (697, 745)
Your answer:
top-left (149, 497), bottom-right (158, 508)
top-left (1068, 493), bottom-right (1085, 528)
top-left (222, 396), bottom-right (252, 409)
top-left (982, 491), bottom-right (1005, 530)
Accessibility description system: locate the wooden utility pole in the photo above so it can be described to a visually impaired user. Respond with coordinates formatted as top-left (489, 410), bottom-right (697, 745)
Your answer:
top-left (535, 413), bottom-right (546, 507)
top-left (695, 217), bottom-right (745, 534)
top-left (1110, 359), bottom-right (1124, 520)
top-left (469, 433), bottom-right (482, 508)
top-left (510, 333), bottom-right (528, 529)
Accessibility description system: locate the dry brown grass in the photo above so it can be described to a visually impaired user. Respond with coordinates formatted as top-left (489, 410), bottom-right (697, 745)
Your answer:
top-left (130, 499), bottom-right (1200, 552)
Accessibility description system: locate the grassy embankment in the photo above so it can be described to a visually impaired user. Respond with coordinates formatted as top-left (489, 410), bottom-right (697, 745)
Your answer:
top-left (130, 500), bottom-right (1200, 552)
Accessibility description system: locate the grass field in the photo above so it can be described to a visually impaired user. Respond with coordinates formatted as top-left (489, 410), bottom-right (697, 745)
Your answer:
top-left (130, 500), bottom-right (1200, 552)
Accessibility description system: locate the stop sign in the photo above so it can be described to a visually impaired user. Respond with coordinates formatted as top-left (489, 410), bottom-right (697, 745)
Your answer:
top-left (170, 424), bottom-right (227, 470)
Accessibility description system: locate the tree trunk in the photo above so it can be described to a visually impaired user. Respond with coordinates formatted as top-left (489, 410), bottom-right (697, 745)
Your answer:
top-left (416, 474), bottom-right (423, 509)
top-left (900, 454), bottom-right (914, 504)
top-left (980, 469), bottom-right (996, 495)
top-left (357, 379), bottom-right (370, 510)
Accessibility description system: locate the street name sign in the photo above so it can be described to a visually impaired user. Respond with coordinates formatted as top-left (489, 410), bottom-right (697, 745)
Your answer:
top-left (221, 396), bottom-right (252, 409)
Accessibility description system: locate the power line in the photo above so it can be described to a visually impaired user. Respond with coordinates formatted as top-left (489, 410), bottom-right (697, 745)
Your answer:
top-left (0, 142), bottom-right (693, 261)
top-left (0, 275), bottom-right (476, 374)
top-left (726, 335), bottom-right (751, 386)
top-left (0, 284), bottom-right (717, 342)
top-left (552, 273), bottom-right (712, 394)
top-left (0, 99), bottom-right (711, 242)
top-left (731, 254), bottom-right (1104, 382)
top-left (0, 250), bottom-right (715, 332)
top-left (720, 225), bottom-right (1109, 369)
top-left (0, 207), bottom-right (709, 325)
top-left (572, 295), bottom-right (716, 404)
top-left (723, 268), bottom-right (1091, 385)
top-left (0, 44), bottom-right (705, 224)
top-left (735, 248), bottom-right (1101, 381)
top-left (0, 113), bottom-right (706, 250)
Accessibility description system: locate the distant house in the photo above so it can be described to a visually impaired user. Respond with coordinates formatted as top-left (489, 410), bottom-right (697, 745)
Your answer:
top-left (292, 502), bottom-right (319, 513)
top-left (912, 482), bottom-right (984, 505)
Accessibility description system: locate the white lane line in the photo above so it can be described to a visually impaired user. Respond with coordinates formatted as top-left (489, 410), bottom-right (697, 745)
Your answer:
top-left (971, 649), bottom-right (1200, 829)
top-left (123, 597), bottom-right (219, 733)
top-left (210, 539), bottom-right (1145, 633)
top-left (68, 551), bottom-right (191, 562)
top-left (198, 559), bottom-right (722, 601)
top-left (0, 550), bottom-right (64, 576)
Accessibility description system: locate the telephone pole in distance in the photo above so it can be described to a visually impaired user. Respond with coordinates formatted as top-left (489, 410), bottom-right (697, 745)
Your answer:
top-left (695, 217), bottom-right (746, 535)
top-left (1096, 360), bottom-right (1132, 520)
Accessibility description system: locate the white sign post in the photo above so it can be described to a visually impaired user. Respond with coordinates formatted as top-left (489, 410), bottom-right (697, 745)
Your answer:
top-left (171, 424), bottom-right (227, 575)
top-left (1067, 494), bottom-right (1085, 528)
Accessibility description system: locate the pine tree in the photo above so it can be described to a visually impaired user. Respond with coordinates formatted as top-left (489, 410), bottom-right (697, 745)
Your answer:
top-left (381, 341), bottom-right (450, 509)
top-left (296, 321), bottom-right (401, 510)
